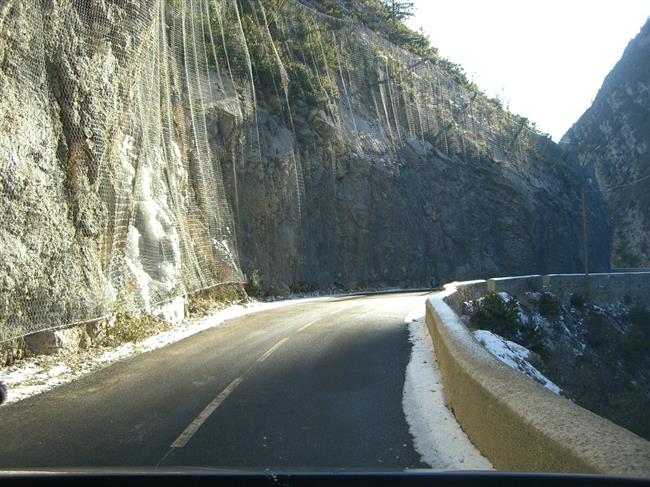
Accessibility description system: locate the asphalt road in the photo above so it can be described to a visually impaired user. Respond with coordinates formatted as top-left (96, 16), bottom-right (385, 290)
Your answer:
top-left (0, 292), bottom-right (432, 470)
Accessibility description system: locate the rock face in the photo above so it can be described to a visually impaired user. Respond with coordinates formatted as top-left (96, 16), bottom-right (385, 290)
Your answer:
top-left (0, 0), bottom-right (611, 341)
top-left (221, 0), bottom-right (611, 292)
top-left (563, 19), bottom-right (650, 268)
top-left (229, 103), bottom-right (610, 292)
top-left (0, 0), bottom-right (244, 341)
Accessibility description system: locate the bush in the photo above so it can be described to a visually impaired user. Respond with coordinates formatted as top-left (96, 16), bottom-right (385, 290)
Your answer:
top-left (622, 306), bottom-right (650, 361)
top-left (187, 284), bottom-right (247, 317)
top-left (538, 292), bottom-right (561, 317)
top-left (584, 311), bottom-right (611, 349)
top-left (470, 293), bottom-right (521, 340)
top-left (621, 326), bottom-right (648, 359)
top-left (104, 310), bottom-right (169, 346)
top-left (245, 269), bottom-right (263, 298)
top-left (570, 293), bottom-right (585, 309)
top-left (628, 305), bottom-right (650, 331)
top-left (519, 321), bottom-right (550, 357)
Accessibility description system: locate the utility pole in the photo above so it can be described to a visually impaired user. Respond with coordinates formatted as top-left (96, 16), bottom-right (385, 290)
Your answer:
top-left (582, 187), bottom-right (589, 276)
top-left (582, 180), bottom-right (591, 301)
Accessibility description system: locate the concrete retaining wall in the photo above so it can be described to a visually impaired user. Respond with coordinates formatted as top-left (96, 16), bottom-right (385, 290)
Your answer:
top-left (426, 277), bottom-right (650, 476)
top-left (486, 275), bottom-right (543, 295)
top-left (484, 272), bottom-right (650, 307)
top-left (544, 273), bottom-right (650, 306)
top-left (442, 280), bottom-right (486, 315)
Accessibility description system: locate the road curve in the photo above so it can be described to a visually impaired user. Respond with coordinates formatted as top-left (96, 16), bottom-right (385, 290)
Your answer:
top-left (0, 292), bottom-right (432, 470)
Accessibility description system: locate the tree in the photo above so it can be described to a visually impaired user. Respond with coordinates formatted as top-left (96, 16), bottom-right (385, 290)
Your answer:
top-left (380, 0), bottom-right (415, 20)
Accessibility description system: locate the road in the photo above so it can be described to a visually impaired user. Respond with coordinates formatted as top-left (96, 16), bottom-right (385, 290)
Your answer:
top-left (0, 292), bottom-right (432, 470)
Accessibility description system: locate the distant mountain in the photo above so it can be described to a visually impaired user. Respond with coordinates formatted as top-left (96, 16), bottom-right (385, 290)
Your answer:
top-left (563, 19), bottom-right (650, 268)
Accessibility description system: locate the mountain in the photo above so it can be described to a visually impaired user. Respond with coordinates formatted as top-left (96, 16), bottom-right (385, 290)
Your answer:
top-left (563, 18), bottom-right (650, 269)
top-left (224, 0), bottom-right (610, 292)
top-left (0, 0), bottom-right (610, 342)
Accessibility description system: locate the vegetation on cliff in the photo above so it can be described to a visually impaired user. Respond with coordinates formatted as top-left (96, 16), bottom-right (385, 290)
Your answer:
top-left (465, 291), bottom-right (650, 440)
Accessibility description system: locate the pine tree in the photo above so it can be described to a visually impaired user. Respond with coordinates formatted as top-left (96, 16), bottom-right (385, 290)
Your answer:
top-left (380, 0), bottom-right (415, 20)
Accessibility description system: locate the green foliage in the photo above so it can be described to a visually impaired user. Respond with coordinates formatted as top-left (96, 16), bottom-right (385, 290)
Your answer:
top-left (470, 293), bottom-right (521, 340)
top-left (538, 293), bottom-right (561, 318)
top-left (104, 309), bottom-right (169, 346)
top-left (621, 305), bottom-right (650, 360)
top-left (471, 293), bottom-right (550, 356)
top-left (187, 284), bottom-right (247, 317)
top-left (628, 305), bottom-right (650, 329)
top-left (584, 311), bottom-right (611, 349)
top-left (519, 321), bottom-right (550, 357)
top-left (287, 62), bottom-right (336, 105)
top-left (311, 0), bottom-right (345, 18)
top-left (380, 0), bottom-right (415, 20)
top-left (570, 293), bottom-right (585, 308)
top-left (235, 1), bottom-right (340, 107)
top-left (240, 14), bottom-right (284, 94)
top-left (245, 269), bottom-right (263, 298)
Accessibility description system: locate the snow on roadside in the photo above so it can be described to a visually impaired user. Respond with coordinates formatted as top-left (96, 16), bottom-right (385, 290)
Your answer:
top-left (0, 296), bottom-right (329, 405)
top-left (473, 330), bottom-right (561, 395)
top-left (402, 308), bottom-right (493, 470)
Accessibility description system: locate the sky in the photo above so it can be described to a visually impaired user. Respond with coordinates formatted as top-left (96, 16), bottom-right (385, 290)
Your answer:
top-left (406, 0), bottom-right (650, 141)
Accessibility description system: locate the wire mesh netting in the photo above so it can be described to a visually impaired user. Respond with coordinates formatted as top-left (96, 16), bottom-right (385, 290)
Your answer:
top-left (0, 0), bottom-right (252, 342)
top-left (0, 0), bottom-right (553, 343)
top-left (262, 0), bottom-right (547, 167)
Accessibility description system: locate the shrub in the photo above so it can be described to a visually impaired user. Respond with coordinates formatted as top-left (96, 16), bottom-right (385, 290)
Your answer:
top-left (538, 292), bottom-right (561, 317)
top-left (104, 310), bottom-right (169, 346)
top-left (621, 326), bottom-right (648, 359)
top-left (519, 322), bottom-right (550, 357)
top-left (584, 311), bottom-right (611, 349)
top-left (187, 284), bottom-right (247, 317)
top-left (622, 306), bottom-right (650, 361)
top-left (245, 269), bottom-right (263, 298)
top-left (628, 305), bottom-right (650, 331)
top-left (570, 293), bottom-right (585, 309)
top-left (470, 293), bottom-right (521, 341)
top-left (287, 62), bottom-right (334, 106)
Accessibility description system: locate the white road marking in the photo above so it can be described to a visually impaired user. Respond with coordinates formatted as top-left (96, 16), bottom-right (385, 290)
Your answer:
top-left (169, 336), bottom-right (291, 449)
top-left (257, 337), bottom-right (290, 362)
top-left (298, 318), bottom-right (319, 332)
top-left (171, 376), bottom-right (244, 448)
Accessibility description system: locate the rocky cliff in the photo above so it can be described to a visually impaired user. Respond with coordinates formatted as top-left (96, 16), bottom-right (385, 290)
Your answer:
top-left (0, 0), bottom-right (610, 341)
top-left (563, 19), bottom-right (650, 268)
top-left (224, 0), bottom-right (611, 293)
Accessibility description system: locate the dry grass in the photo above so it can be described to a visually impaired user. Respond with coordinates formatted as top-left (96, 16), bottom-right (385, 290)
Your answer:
top-left (187, 284), bottom-right (248, 318)
top-left (101, 310), bottom-right (170, 346)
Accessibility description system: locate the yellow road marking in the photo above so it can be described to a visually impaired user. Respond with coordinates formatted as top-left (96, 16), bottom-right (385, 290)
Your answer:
top-left (298, 318), bottom-right (319, 332)
top-left (257, 337), bottom-right (289, 362)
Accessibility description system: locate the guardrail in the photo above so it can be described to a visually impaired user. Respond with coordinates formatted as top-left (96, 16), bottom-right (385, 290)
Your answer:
top-left (425, 274), bottom-right (650, 476)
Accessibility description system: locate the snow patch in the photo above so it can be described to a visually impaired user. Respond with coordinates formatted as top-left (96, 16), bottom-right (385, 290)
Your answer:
top-left (474, 330), bottom-right (561, 395)
top-left (124, 153), bottom-right (182, 311)
top-left (0, 295), bottom-right (332, 405)
top-left (402, 309), bottom-right (493, 470)
top-left (153, 296), bottom-right (186, 325)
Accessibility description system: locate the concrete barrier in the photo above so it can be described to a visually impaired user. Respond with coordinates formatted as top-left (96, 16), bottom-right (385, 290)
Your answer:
top-left (484, 272), bottom-right (650, 307)
top-left (544, 272), bottom-right (650, 307)
top-left (486, 275), bottom-right (543, 295)
top-left (426, 279), bottom-right (650, 476)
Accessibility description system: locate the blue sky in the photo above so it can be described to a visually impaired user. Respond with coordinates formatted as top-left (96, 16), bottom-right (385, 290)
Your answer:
top-left (406, 0), bottom-right (649, 140)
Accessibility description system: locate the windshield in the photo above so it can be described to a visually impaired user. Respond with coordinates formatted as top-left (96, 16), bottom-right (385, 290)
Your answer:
top-left (0, 0), bottom-right (649, 478)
